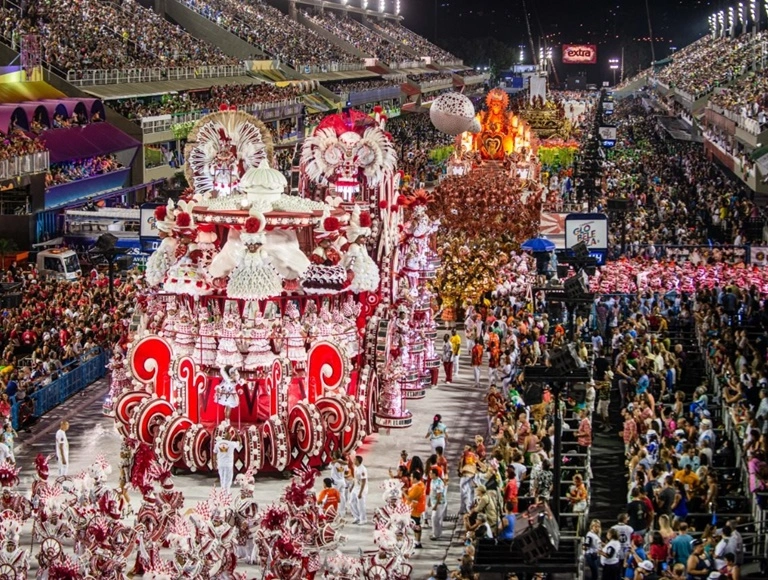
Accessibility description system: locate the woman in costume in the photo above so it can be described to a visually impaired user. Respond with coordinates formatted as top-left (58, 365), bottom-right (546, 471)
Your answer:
top-left (226, 212), bottom-right (283, 300)
top-left (215, 365), bottom-right (242, 423)
top-left (343, 206), bottom-right (380, 294)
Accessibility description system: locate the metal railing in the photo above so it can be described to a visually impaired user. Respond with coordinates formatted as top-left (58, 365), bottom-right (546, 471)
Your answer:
top-left (65, 64), bottom-right (248, 87)
top-left (0, 151), bottom-right (50, 180)
top-left (10, 347), bottom-right (107, 429)
top-left (139, 100), bottom-right (304, 134)
top-left (294, 61), bottom-right (365, 75)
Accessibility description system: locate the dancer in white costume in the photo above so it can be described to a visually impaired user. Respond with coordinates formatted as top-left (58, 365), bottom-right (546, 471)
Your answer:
top-left (215, 366), bottom-right (242, 422)
top-left (215, 312), bottom-right (244, 369)
top-left (343, 206), bottom-right (380, 293)
top-left (173, 308), bottom-right (197, 358)
top-left (145, 201), bottom-right (178, 287)
top-left (243, 310), bottom-right (277, 371)
top-left (226, 212), bottom-right (283, 300)
top-left (193, 311), bottom-right (218, 367)
top-left (283, 302), bottom-right (308, 369)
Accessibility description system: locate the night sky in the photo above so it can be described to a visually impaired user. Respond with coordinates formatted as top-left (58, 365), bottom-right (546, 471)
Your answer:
top-left (399, 0), bottom-right (731, 78)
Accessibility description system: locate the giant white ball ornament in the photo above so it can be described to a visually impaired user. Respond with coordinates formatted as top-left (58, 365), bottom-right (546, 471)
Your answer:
top-left (429, 93), bottom-right (476, 136)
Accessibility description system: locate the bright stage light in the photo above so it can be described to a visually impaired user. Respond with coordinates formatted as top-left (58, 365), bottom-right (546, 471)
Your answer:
top-left (395, 0), bottom-right (400, 14)
top-left (379, 0), bottom-right (385, 11)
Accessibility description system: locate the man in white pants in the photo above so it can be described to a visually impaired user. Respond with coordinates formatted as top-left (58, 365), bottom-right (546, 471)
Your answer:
top-left (428, 468), bottom-right (447, 540)
top-left (214, 430), bottom-right (242, 493)
top-left (55, 421), bottom-right (69, 476)
top-left (349, 455), bottom-right (368, 524)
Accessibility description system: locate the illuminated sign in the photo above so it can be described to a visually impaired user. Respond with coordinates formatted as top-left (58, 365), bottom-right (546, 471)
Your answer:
top-left (562, 44), bottom-right (598, 65)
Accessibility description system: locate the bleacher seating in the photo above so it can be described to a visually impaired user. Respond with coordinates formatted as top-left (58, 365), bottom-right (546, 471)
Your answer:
top-left (371, 20), bottom-right (459, 64)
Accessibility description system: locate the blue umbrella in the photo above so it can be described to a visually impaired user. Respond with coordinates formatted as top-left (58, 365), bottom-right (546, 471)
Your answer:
top-left (521, 236), bottom-right (555, 252)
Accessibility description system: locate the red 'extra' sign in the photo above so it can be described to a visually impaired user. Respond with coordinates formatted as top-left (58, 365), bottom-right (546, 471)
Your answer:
top-left (562, 44), bottom-right (597, 65)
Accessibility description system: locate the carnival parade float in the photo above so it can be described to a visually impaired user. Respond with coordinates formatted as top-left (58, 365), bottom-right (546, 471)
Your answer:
top-left (111, 108), bottom-right (440, 474)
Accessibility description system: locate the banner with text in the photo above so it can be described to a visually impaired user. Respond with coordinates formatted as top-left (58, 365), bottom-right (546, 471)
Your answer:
top-left (562, 44), bottom-right (598, 65)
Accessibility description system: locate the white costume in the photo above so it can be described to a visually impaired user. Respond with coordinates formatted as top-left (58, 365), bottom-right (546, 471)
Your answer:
top-left (55, 428), bottom-right (69, 476)
top-left (343, 206), bottom-right (380, 293)
top-left (350, 462), bottom-right (368, 524)
top-left (215, 314), bottom-right (243, 369)
top-left (214, 437), bottom-right (242, 493)
top-left (215, 367), bottom-right (241, 410)
top-left (226, 211), bottom-right (284, 300)
top-left (193, 314), bottom-right (218, 367)
top-left (243, 312), bottom-right (276, 371)
top-left (283, 302), bottom-right (307, 368)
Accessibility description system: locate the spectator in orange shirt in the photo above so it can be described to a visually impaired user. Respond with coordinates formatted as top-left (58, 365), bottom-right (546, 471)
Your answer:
top-left (317, 477), bottom-right (341, 515)
top-left (405, 470), bottom-right (427, 548)
top-left (471, 336), bottom-right (484, 387)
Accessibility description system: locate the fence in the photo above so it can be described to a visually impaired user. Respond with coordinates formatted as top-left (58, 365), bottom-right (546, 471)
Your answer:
top-left (0, 151), bottom-right (50, 180)
top-left (65, 64), bottom-right (248, 87)
top-left (10, 348), bottom-right (107, 430)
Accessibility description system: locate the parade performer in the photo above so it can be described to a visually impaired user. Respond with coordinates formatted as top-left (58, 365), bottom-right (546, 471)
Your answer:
top-left (145, 201), bottom-right (178, 287)
top-left (215, 311), bottom-right (244, 369)
top-left (311, 212), bottom-right (343, 266)
top-left (226, 211), bottom-right (284, 300)
top-left (214, 428), bottom-right (242, 493)
top-left (283, 302), bottom-right (308, 369)
top-left (243, 308), bottom-right (277, 372)
top-left (343, 206), bottom-right (380, 293)
top-left (215, 366), bottom-right (242, 423)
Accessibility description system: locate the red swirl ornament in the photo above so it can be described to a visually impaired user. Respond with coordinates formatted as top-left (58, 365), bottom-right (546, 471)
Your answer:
top-left (357, 291), bottom-right (380, 329)
top-left (129, 336), bottom-right (173, 401)
top-left (114, 391), bottom-right (149, 437)
top-left (306, 341), bottom-right (347, 402)
top-left (132, 397), bottom-right (174, 445)
top-left (315, 397), bottom-right (350, 434)
top-left (175, 357), bottom-right (207, 422)
top-left (242, 424), bottom-right (264, 473)
top-left (156, 415), bottom-right (192, 464)
top-left (262, 416), bottom-right (289, 471)
top-left (182, 424), bottom-right (211, 472)
top-left (265, 359), bottom-right (290, 418)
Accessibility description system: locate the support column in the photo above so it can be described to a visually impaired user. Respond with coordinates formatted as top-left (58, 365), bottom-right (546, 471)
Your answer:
top-left (288, 0), bottom-right (297, 21)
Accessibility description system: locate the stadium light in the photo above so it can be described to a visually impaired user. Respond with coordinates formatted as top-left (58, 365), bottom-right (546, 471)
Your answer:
top-left (379, 0), bottom-right (385, 12)
top-left (395, 0), bottom-right (400, 14)
top-left (520, 49), bottom-right (525, 63)
top-left (750, 0), bottom-right (757, 21)
top-left (362, 0), bottom-right (368, 9)
top-left (718, 11), bottom-right (725, 37)
top-left (728, 7), bottom-right (735, 35)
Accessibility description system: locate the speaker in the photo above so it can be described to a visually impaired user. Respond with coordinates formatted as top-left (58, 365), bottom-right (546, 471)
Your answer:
top-left (512, 506), bottom-right (560, 563)
top-left (523, 382), bottom-right (544, 406)
top-left (94, 233), bottom-right (118, 253)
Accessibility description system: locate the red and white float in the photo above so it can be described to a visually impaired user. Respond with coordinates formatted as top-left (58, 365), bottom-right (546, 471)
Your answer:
top-left (113, 108), bottom-right (439, 473)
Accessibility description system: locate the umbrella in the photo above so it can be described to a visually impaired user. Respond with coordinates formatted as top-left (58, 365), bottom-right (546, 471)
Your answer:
top-left (521, 236), bottom-right (555, 252)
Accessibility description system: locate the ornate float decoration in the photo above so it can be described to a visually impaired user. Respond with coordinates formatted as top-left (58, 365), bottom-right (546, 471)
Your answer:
top-left (114, 108), bottom-right (436, 474)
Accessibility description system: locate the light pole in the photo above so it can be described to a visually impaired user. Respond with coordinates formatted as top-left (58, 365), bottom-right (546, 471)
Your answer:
top-left (609, 58), bottom-right (619, 86)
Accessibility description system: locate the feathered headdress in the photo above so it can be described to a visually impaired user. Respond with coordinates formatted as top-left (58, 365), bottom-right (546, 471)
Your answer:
top-left (0, 461), bottom-right (20, 488)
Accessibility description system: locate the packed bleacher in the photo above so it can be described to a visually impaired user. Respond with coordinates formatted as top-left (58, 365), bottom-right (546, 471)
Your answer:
top-left (0, 130), bottom-right (46, 160)
top-left (46, 155), bottom-right (123, 186)
top-left (371, 20), bottom-right (459, 63)
top-left (653, 32), bottom-right (767, 98)
top-left (0, 265), bottom-right (139, 425)
top-left (709, 73), bottom-right (768, 131)
top-left (303, 11), bottom-right (413, 64)
top-left (0, 0), bottom-right (238, 76)
top-left (323, 78), bottom-right (402, 95)
top-left (407, 72), bottom-right (455, 84)
top-left (180, 0), bottom-right (356, 68)
top-left (388, 114), bottom-right (454, 186)
top-left (109, 83), bottom-right (303, 123)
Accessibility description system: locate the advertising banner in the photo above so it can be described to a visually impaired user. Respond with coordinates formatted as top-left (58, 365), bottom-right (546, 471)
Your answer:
top-left (562, 44), bottom-right (598, 65)
top-left (140, 203), bottom-right (161, 239)
top-left (565, 213), bottom-right (608, 264)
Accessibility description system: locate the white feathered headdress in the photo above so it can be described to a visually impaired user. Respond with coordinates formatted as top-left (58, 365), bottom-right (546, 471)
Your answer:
top-left (301, 120), bottom-right (397, 189)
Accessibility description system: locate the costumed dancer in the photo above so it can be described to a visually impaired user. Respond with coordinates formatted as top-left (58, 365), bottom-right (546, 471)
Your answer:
top-left (226, 211), bottom-right (283, 300)
top-left (343, 206), bottom-right (380, 293)
top-left (283, 302), bottom-right (308, 369)
top-left (310, 211), bottom-right (342, 266)
top-left (193, 310), bottom-right (218, 367)
top-left (215, 311), bottom-right (244, 369)
top-left (215, 366), bottom-right (242, 424)
top-left (243, 308), bottom-right (276, 372)
top-left (163, 202), bottom-right (214, 296)
top-left (214, 428), bottom-right (242, 493)
top-left (172, 308), bottom-right (197, 358)
top-left (145, 201), bottom-right (178, 287)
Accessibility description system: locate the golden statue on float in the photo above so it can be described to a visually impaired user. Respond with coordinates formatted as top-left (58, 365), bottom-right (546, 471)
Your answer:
top-left (472, 88), bottom-right (526, 160)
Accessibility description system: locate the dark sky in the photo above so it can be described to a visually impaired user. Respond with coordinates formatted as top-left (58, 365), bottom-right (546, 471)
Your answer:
top-left (400, 0), bottom-right (729, 73)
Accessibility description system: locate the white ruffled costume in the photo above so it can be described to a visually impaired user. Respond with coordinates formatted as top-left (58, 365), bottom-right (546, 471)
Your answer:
top-left (225, 212), bottom-right (284, 300)
top-left (145, 200), bottom-right (178, 287)
top-left (215, 366), bottom-right (241, 409)
top-left (343, 205), bottom-right (380, 293)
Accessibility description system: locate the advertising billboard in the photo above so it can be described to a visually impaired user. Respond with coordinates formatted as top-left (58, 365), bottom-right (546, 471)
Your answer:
top-left (562, 44), bottom-right (598, 65)
top-left (565, 213), bottom-right (608, 264)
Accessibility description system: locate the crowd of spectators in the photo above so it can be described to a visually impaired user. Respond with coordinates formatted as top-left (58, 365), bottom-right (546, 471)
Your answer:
top-left (654, 32), bottom-right (767, 98)
top-left (46, 155), bottom-right (123, 187)
top-left (407, 72), bottom-right (455, 84)
top-left (388, 115), bottom-right (454, 186)
top-left (371, 20), bottom-right (458, 63)
top-left (592, 98), bottom-right (762, 256)
top-left (0, 264), bottom-right (139, 430)
top-left (0, 0), bottom-right (237, 75)
top-left (180, 0), bottom-right (356, 68)
top-left (0, 130), bottom-right (46, 161)
top-left (709, 73), bottom-right (768, 130)
top-left (303, 11), bottom-right (412, 64)
top-left (109, 83), bottom-right (303, 123)
top-left (324, 78), bottom-right (403, 95)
